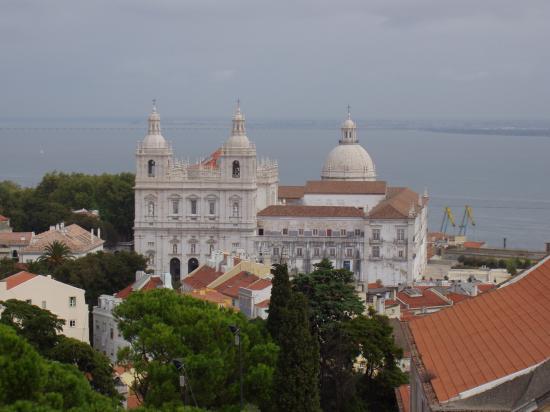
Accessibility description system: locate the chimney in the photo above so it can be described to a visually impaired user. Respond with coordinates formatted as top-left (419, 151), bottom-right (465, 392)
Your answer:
top-left (97, 227), bottom-right (101, 240)
top-left (90, 228), bottom-right (94, 242)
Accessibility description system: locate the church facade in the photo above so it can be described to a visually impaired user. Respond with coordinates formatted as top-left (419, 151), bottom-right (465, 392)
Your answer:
top-left (134, 104), bottom-right (428, 286)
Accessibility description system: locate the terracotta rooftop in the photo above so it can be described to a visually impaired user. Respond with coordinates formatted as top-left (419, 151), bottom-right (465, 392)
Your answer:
top-left (255, 299), bottom-right (270, 308)
top-left (409, 256), bottom-right (550, 404)
top-left (304, 180), bottom-right (387, 195)
top-left (0, 215), bottom-right (8, 222)
top-left (21, 224), bottom-right (103, 254)
top-left (190, 288), bottom-right (232, 306)
top-left (278, 186), bottom-right (305, 199)
top-left (0, 232), bottom-right (33, 247)
top-left (247, 278), bottom-right (272, 290)
top-left (397, 287), bottom-right (450, 310)
top-left (115, 276), bottom-right (164, 299)
top-left (182, 265), bottom-right (224, 290)
top-left (1, 271), bottom-right (37, 290)
top-left (258, 205), bottom-right (365, 218)
top-left (463, 241), bottom-right (486, 248)
top-left (395, 384), bottom-right (411, 412)
top-left (369, 187), bottom-right (423, 219)
top-left (214, 271), bottom-right (260, 298)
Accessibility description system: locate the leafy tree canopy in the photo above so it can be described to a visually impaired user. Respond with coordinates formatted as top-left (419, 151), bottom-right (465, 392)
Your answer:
top-left (114, 289), bottom-right (278, 411)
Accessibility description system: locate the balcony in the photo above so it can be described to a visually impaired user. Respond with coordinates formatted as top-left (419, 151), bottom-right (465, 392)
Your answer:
top-left (369, 238), bottom-right (383, 245)
top-left (393, 238), bottom-right (407, 245)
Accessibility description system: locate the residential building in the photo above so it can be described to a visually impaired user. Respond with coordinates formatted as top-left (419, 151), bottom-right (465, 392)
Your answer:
top-left (0, 231), bottom-right (34, 260)
top-left (19, 223), bottom-right (103, 263)
top-left (0, 215), bottom-right (11, 232)
top-left (92, 271), bottom-right (172, 362)
top-left (407, 255), bottom-right (550, 411)
top-left (0, 271), bottom-right (89, 343)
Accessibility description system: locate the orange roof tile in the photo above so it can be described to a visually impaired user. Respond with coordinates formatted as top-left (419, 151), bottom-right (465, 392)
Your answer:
top-left (190, 288), bottom-right (232, 305)
top-left (0, 232), bottom-right (33, 246)
top-left (278, 186), bottom-right (305, 199)
top-left (396, 384), bottom-right (410, 412)
top-left (247, 278), bottom-right (272, 290)
top-left (215, 271), bottom-right (260, 298)
top-left (397, 287), bottom-right (450, 310)
top-left (258, 205), bottom-right (364, 218)
top-left (463, 241), bottom-right (485, 248)
top-left (255, 299), bottom-right (270, 308)
top-left (1, 271), bottom-right (37, 290)
top-left (446, 292), bottom-right (470, 304)
top-left (0, 215), bottom-right (8, 222)
top-left (183, 265), bottom-right (223, 290)
top-left (409, 256), bottom-right (550, 403)
top-left (304, 180), bottom-right (387, 195)
top-left (369, 187), bottom-right (423, 219)
top-left (21, 224), bottom-right (103, 254)
top-left (115, 276), bottom-right (164, 299)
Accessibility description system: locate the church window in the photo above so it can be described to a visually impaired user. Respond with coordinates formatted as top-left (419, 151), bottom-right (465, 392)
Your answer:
top-left (209, 244), bottom-right (214, 254)
top-left (354, 229), bottom-right (361, 236)
top-left (209, 201), bottom-right (215, 215)
top-left (258, 228), bottom-right (264, 236)
top-left (372, 246), bottom-right (380, 258)
top-left (296, 247), bottom-right (303, 257)
top-left (273, 247), bottom-right (280, 256)
top-left (397, 228), bottom-right (405, 241)
top-left (282, 228), bottom-right (288, 235)
top-left (398, 250), bottom-right (404, 258)
top-left (327, 229), bottom-right (332, 237)
top-left (148, 253), bottom-right (155, 265)
top-left (232, 202), bottom-right (239, 217)
top-left (346, 248), bottom-right (353, 258)
top-left (298, 229), bottom-right (304, 236)
top-left (147, 201), bottom-right (155, 217)
top-left (232, 160), bottom-right (240, 178)
top-left (190, 244), bottom-right (196, 254)
top-left (147, 160), bottom-right (155, 177)
top-left (329, 248), bottom-right (336, 257)
top-left (314, 247), bottom-right (320, 257)
top-left (312, 229), bottom-right (319, 236)
top-left (372, 229), bottom-right (381, 241)
top-left (232, 242), bottom-right (240, 249)
top-left (340, 229), bottom-right (347, 236)
top-left (190, 199), bottom-right (197, 215)
top-left (172, 200), bottom-right (179, 214)
top-left (173, 244), bottom-right (178, 254)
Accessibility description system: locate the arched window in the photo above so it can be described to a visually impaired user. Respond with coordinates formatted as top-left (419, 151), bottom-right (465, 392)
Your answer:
top-left (232, 160), bottom-right (240, 178)
top-left (147, 201), bottom-right (155, 217)
top-left (148, 160), bottom-right (156, 177)
top-left (148, 253), bottom-right (155, 266)
top-left (232, 202), bottom-right (239, 217)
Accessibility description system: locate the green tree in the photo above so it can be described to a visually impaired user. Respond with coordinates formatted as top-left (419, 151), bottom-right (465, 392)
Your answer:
top-left (49, 336), bottom-right (119, 398)
top-left (114, 289), bottom-right (277, 410)
top-left (0, 258), bottom-right (18, 279)
top-left (273, 292), bottom-right (321, 412)
top-left (53, 250), bottom-right (147, 305)
top-left (38, 240), bottom-right (74, 270)
top-left (0, 299), bottom-right (64, 355)
top-left (266, 264), bottom-right (292, 342)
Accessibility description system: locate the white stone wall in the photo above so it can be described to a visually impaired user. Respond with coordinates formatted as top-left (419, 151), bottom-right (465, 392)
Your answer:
top-left (0, 275), bottom-right (89, 343)
top-left (92, 295), bottom-right (129, 363)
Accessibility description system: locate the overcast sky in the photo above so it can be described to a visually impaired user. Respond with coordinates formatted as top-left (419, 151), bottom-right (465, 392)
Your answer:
top-left (1, 0), bottom-right (549, 120)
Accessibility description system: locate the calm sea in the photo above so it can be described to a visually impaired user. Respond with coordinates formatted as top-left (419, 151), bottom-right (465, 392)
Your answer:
top-left (1, 118), bottom-right (549, 250)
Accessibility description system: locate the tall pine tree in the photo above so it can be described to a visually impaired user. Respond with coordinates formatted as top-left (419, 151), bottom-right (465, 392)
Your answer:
top-left (266, 263), bottom-right (292, 342)
top-left (273, 292), bottom-right (321, 412)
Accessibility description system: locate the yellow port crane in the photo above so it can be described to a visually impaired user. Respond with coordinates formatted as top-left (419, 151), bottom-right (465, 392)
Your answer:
top-left (440, 206), bottom-right (456, 234)
top-left (458, 205), bottom-right (476, 236)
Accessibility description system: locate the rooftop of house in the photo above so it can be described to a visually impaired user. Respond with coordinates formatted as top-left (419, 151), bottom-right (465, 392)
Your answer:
top-left (368, 187), bottom-right (425, 220)
top-left (115, 272), bottom-right (168, 299)
top-left (0, 271), bottom-right (37, 290)
top-left (215, 271), bottom-right (261, 299)
top-left (21, 223), bottom-right (103, 254)
top-left (190, 288), bottom-right (232, 306)
top-left (395, 384), bottom-right (411, 412)
top-left (183, 265), bottom-right (224, 290)
top-left (255, 299), bottom-right (270, 308)
top-left (397, 286), bottom-right (451, 310)
top-left (0, 215), bottom-right (8, 222)
top-left (0, 232), bottom-right (33, 247)
top-left (409, 255), bottom-right (550, 404)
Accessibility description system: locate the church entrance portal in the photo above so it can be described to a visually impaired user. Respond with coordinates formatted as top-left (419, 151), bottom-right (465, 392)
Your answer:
top-left (170, 258), bottom-right (181, 286)
top-left (188, 258), bottom-right (199, 274)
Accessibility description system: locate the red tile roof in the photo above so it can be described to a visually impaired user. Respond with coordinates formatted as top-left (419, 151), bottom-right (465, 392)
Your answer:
top-left (22, 224), bottom-right (103, 254)
top-left (190, 288), bottom-right (232, 305)
top-left (278, 186), bottom-right (305, 199)
top-left (258, 205), bottom-right (364, 218)
top-left (115, 276), bottom-right (164, 299)
top-left (0, 215), bottom-right (8, 222)
top-left (215, 271), bottom-right (260, 298)
top-left (397, 287), bottom-right (450, 310)
top-left (1, 271), bottom-right (37, 290)
top-left (0, 232), bottom-right (33, 246)
top-left (477, 283), bottom-right (496, 293)
top-left (445, 292), bottom-right (471, 304)
top-left (182, 265), bottom-right (223, 290)
top-left (395, 384), bottom-right (410, 412)
top-left (463, 241), bottom-right (485, 248)
top-left (369, 187), bottom-right (423, 219)
top-left (247, 278), bottom-right (272, 290)
top-left (409, 256), bottom-right (550, 403)
top-left (304, 180), bottom-right (387, 195)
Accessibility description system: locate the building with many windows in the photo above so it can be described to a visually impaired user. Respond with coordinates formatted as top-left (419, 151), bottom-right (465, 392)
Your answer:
top-left (134, 103), bottom-right (428, 287)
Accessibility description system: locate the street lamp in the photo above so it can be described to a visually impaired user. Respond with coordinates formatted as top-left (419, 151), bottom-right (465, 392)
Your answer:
top-left (229, 325), bottom-right (244, 410)
top-left (171, 359), bottom-right (198, 407)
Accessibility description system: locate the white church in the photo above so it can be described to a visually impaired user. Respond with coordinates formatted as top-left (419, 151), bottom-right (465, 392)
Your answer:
top-left (134, 103), bottom-right (428, 287)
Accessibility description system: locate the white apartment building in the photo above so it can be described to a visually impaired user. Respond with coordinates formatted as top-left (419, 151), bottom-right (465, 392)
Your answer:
top-left (0, 271), bottom-right (89, 343)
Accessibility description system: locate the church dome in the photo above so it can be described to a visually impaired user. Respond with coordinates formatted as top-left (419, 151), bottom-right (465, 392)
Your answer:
top-left (321, 109), bottom-right (376, 181)
top-left (142, 101), bottom-right (168, 149)
top-left (224, 102), bottom-right (251, 149)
